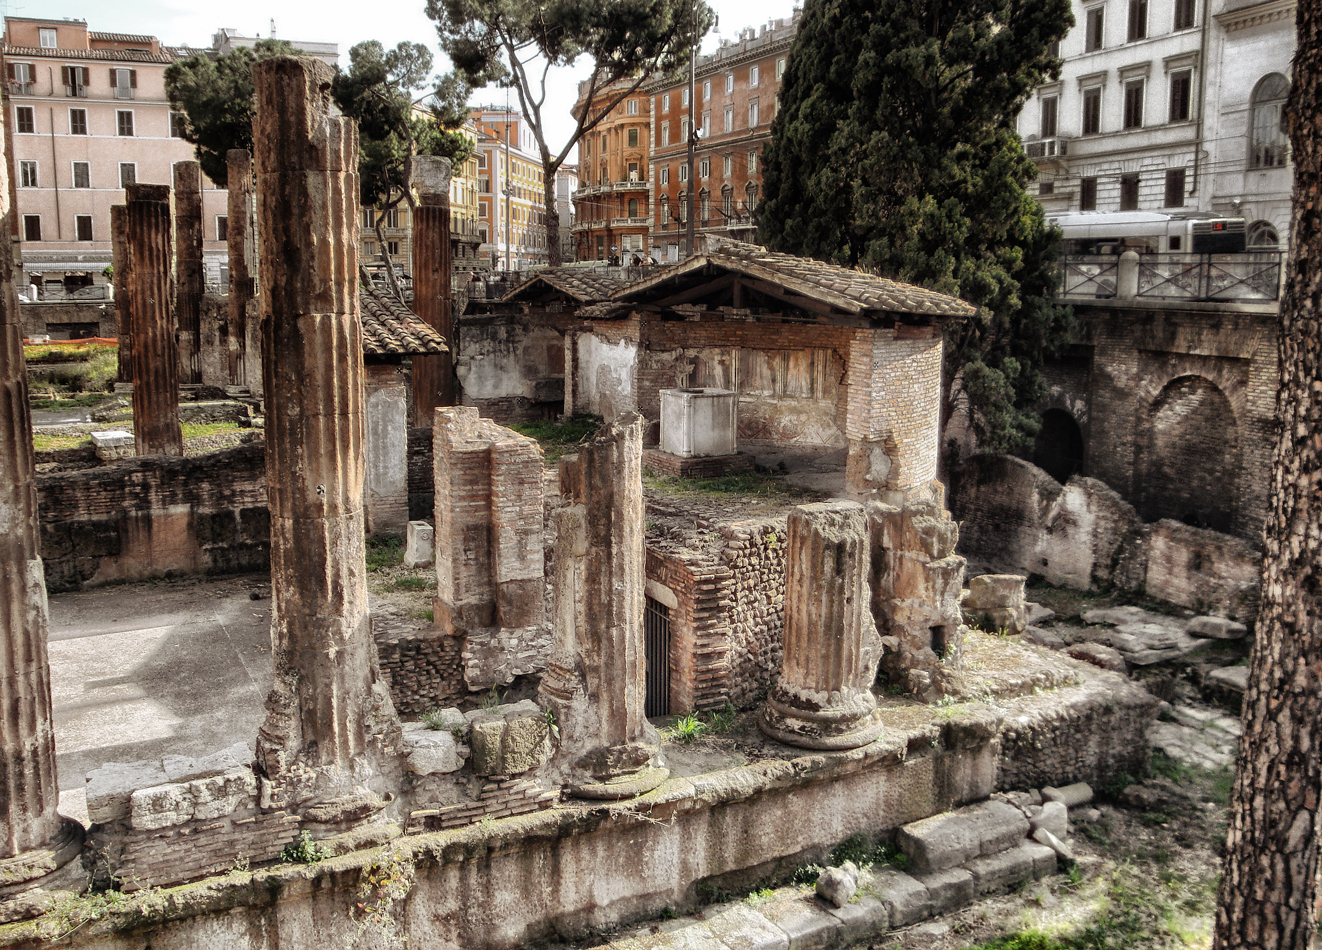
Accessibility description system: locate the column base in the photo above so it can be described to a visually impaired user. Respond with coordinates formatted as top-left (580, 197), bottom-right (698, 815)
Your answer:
top-left (0, 817), bottom-right (87, 908)
top-left (571, 766), bottom-right (669, 801)
top-left (758, 687), bottom-right (885, 751)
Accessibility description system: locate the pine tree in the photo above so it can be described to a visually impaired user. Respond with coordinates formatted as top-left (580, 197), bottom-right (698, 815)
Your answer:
top-left (761, 0), bottom-right (1073, 452)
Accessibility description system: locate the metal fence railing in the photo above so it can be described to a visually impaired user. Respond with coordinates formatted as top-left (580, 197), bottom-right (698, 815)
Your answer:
top-left (1059, 255), bottom-right (1118, 298)
top-left (1059, 252), bottom-right (1283, 302)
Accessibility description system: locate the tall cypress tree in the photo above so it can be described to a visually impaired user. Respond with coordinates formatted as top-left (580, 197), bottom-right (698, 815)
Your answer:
top-left (761, 0), bottom-right (1073, 453)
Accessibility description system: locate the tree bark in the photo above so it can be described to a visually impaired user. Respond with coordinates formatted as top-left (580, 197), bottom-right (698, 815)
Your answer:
top-left (1212, 3), bottom-right (1322, 947)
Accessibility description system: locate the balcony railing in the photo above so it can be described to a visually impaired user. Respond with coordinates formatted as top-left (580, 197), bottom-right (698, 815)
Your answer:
top-left (1026, 136), bottom-right (1071, 160)
top-left (1059, 252), bottom-right (1283, 302)
top-left (610, 217), bottom-right (649, 227)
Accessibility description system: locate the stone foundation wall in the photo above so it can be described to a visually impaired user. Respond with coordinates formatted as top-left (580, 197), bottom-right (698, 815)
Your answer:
top-left (641, 450), bottom-right (754, 479)
top-left (37, 444), bottom-right (269, 591)
top-left (1140, 520), bottom-right (1261, 622)
top-left (376, 628), bottom-right (466, 716)
top-left (720, 518), bottom-right (788, 709)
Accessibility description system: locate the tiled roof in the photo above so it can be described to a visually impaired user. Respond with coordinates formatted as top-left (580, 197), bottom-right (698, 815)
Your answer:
top-left (4, 45), bottom-right (176, 63)
top-left (501, 268), bottom-right (630, 304)
top-left (360, 284), bottom-right (448, 357)
top-left (89, 31), bottom-right (156, 44)
top-left (614, 238), bottom-right (977, 320)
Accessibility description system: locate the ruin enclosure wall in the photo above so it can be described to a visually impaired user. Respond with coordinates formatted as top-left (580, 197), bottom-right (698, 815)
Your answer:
top-left (407, 425), bottom-right (436, 521)
top-left (636, 315), bottom-right (854, 447)
top-left (36, 444), bottom-right (269, 591)
top-left (719, 518), bottom-right (788, 709)
top-left (1, 666), bottom-right (1154, 950)
top-left (455, 312), bottom-right (571, 424)
top-left (566, 320), bottom-right (640, 422)
top-left (375, 628), bottom-right (465, 716)
top-left (1141, 519), bottom-right (1261, 622)
top-left (20, 301), bottom-right (117, 339)
top-left (644, 547), bottom-right (733, 713)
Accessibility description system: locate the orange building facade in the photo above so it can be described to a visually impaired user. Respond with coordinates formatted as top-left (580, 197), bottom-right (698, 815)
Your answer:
top-left (570, 82), bottom-right (651, 262)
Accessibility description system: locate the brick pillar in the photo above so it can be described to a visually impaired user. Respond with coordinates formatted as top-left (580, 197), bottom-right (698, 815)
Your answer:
top-left (364, 361), bottom-right (409, 536)
top-left (759, 501), bottom-right (884, 750)
top-left (539, 412), bottom-right (667, 798)
top-left (110, 204), bottom-right (131, 388)
top-left (226, 149), bottom-right (256, 390)
top-left (126, 183), bottom-right (183, 457)
top-left (174, 161), bottom-right (203, 385)
top-left (0, 107), bottom-right (81, 878)
top-left (252, 56), bottom-right (400, 819)
top-left (411, 156), bottom-right (453, 419)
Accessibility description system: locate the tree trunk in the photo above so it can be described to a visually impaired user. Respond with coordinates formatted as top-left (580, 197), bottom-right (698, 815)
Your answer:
top-left (374, 216), bottom-right (402, 298)
top-left (545, 178), bottom-right (562, 267)
top-left (1211, 3), bottom-right (1322, 947)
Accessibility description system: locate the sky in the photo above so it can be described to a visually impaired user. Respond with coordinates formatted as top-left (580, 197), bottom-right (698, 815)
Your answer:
top-left (14, 0), bottom-right (804, 160)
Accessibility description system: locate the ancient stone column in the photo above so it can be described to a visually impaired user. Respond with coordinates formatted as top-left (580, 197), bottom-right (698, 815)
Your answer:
top-left (125, 183), bottom-right (183, 457)
top-left (411, 156), bottom-right (454, 420)
top-left (110, 204), bottom-right (132, 389)
top-left (759, 501), bottom-right (885, 750)
top-left (0, 106), bottom-right (81, 883)
top-left (539, 412), bottom-right (667, 798)
top-left (174, 161), bottom-right (203, 385)
top-left (253, 56), bottom-right (400, 820)
top-left (226, 149), bottom-right (256, 390)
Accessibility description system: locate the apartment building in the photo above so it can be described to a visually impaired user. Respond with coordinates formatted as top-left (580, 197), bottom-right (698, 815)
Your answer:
top-left (1017, 0), bottom-right (1294, 248)
top-left (571, 82), bottom-right (651, 261)
top-left (4, 16), bottom-right (227, 291)
top-left (473, 106), bottom-right (550, 270)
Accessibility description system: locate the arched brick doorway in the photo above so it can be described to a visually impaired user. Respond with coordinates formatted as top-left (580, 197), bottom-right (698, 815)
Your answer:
top-left (1137, 375), bottom-right (1239, 532)
top-left (1032, 408), bottom-right (1085, 484)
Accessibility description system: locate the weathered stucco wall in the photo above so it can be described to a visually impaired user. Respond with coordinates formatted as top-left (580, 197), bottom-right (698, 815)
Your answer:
top-left (456, 315), bottom-right (567, 415)
top-left (569, 330), bottom-right (639, 422)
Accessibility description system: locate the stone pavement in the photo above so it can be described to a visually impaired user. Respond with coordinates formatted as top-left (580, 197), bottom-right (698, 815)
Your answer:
top-left (46, 573), bottom-right (273, 826)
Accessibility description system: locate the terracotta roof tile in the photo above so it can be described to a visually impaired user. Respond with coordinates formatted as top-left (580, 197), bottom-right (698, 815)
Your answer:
top-left (4, 45), bottom-right (176, 63)
top-left (360, 284), bottom-right (447, 357)
top-left (502, 268), bottom-right (630, 303)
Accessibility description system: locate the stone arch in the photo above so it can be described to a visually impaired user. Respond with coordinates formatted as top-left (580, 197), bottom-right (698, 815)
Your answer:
top-left (1032, 408), bottom-right (1085, 484)
top-left (1137, 374), bottom-right (1239, 532)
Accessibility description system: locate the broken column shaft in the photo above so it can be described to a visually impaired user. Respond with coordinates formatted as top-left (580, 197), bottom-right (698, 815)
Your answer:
top-left (125, 183), bottom-right (183, 457)
top-left (759, 501), bottom-right (884, 750)
top-left (539, 412), bottom-right (667, 798)
top-left (0, 109), bottom-right (77, 873)
top-left (226, 149), bottom-right (256, 390)
top-left (253, 56), bottom-right (399, 816)
top-left (411, 156), bottom-right (454, 419)
top-left (110, 205), bottom-right (131, 387)
top-left (174, 161), bottom-right (204, 385)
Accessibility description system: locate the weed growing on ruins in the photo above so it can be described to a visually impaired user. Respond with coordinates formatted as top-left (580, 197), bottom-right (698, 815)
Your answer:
top-left (353, 847), bottom-right (416, 938)
top-left (41, 882), bottom-right (165, 940)
top-left (509, 414), bottom-right (602, 462)
top-left (280, 831), bottom-right (329, 864)
top-left (480, 686), bottom-right (506, 712)
top-left (229, 853), bottom-right (250, 874)
top-left (391, 576), bottom-right (435, 592)
top-left (421, 708), bottom-right (453, 731)
top-left (545, 707), bottom-right (560, 743)
top-left (644, 471), bottom-right (823, 504)
top-left (665, 713), bottom-right (707, 744)
top-left (702, 702), bottom-right (738, 734)
top-left (743, 887), bottom-right (775, 906)
top-left (366, 536), bottom-right (405, 572)
top-left (32, 432), bottom-right (93, 452)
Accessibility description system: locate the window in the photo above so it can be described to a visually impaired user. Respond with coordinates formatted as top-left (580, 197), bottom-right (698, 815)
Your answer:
top-left (1040, 95), bottom-right (1058, 138)
top-left (1039, 182), bottom-right (1055, 196)
top-left (699, 157), bottom-right (710, 179)
top-left (682, 87), bottom-right (689, 107)
top-left (663, 93), bottom-right (670, 112)
top-left (75, 214), bottom-right (93, 241)
top-left (1080, 176), bottom-right (1098, 210)
top-left (628, 128), bottom-right (638, 147)
top-left (723, 105), bottom-right (734, 132)
top-left (477, 152), bottom-right (487, 168)
top-left (22, 215), bottom-right (40, 241)
top-left (680, 116), bottom-right (689, 141)
top-left (628, 198), bottom-right (639, 217)
top-left (16, 106), bottom-right (34, 134)
top-left (1174, 0), bottom-right (1195, 30)
top-left (1085, 7), bottom-right (1105, 51)
top-left (745, 182), bottom-right (759, 213)
top-left (750, 65), bottom-right (760, 87)
top-left (39, 28), bottom-right (57, 48)
top-left (216, 216), bottom-right (228, 242)
top-left (1169, 70), bottom-right (1192, 122)
top-left (660, 120), bottom-right (669, 146)
top-left (722, 186), bottom-right (733, 215)
top-left (387, 241), bottom-right (400, 256)
top-left (119, 163), bottom-right (136, 188)
top-left (678, 191), bottom-right (687, 222)
top-left (659, 195), bottom-right (670, 224)
top-left (700, 189), bottom-right (710, 220)
top-left (19, 161), bottom-right (37, 188)
top-left (72, 161), bottom-right (89, 188)
top-left (627, 99), bottom-right (638, 115)
top-left (723, 154), bottom-right (733, 177)
top-left (702, 109), bottom-right (710, 133)
top-left (1163, 168), bottom-right (1186, 207)
top-left (1250, 73), bottom-right (1290, 168)
top-left (69, 108), bottom-right (87, 135)
top-left (748, 149), bottom-right (759, 174)
top-left (110, 68), bottom-right (137, 100)
top-left (1128, 0), bottom-right (1147, 41)
top-left (660, 166), bottom-right (670, 185)
top-left (116, 110), bottom-right (134, 136)
top-left (679, 163), bottom-right (689, 183)
top-left (601, 133), bottom-right (607, 151)
top-left (170, 112), bottom-right (188, 138)
top-left (725, 73), bottom-right (734, 93)
top-left (1120, 173), bottom-right (1140, 210)
top-left (1248, 220), bottom-right (1280, 248)
top-left (628, 162), bottom-right (639, 182)
top-left (61, 65), bottom-right (89, 96)
top-left (1048, 40), bottom-right (1060, 58)
top-left (1123, 79), bottom-right (1144, 128)
top-left (748, 99), bottom-right (760, 127)
top-left (1082, 87), bottom-right (1102, 134)
top-left (702, 80), bottom-right (711, 101)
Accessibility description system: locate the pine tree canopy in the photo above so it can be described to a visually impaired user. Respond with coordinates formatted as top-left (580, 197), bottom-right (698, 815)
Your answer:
top-left (761, 0), bottom-right (1075, 453)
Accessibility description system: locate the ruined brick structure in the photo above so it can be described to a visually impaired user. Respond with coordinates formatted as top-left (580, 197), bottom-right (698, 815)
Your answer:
top-left (411, 155), bottom-right (455, 418)
top-left (174, 161), bottom-right (205, 386)
top-left (225, 149), bottom-right (258, 392)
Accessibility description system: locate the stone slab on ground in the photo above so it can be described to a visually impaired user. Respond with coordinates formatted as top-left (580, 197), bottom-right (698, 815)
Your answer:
top-left (896, 811), bottom-right (980, 872)
top-left (964, 843), bottom-right (1044, 895)
top-left (821, 895), bottom-right (887, 945)
top-left (1206, 665), bottom-right (1249, 694)
top-left (701, 903), bottom-right (790, 950)
top-left (911, 867), bottom-right (974, 915)
top-left (867, 866), bottom-right (933, 928)
top-left (755, 893), bottom-right (840, 950)
top-left (1186, 616), bottom-right (1248, 639)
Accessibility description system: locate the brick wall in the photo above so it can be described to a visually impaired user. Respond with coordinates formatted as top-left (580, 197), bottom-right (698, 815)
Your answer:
top-left (376, 628), bottom-right (466, 715)
top-left (21, 300), bottom-right (116, 338)
top-left (720, 518), bottom-right (788, 708)
top-left (37, 444), bottom-right (269, 591)
top-left (408, 426), bottom-right (435, 521)
top-left (645, 547), bottom-right (733, 713)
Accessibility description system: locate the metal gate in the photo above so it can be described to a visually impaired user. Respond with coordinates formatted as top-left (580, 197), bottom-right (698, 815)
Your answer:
top-left (643, 596), bottom-right (671, 718)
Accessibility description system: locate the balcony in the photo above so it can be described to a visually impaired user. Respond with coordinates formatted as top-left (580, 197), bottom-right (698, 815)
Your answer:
top-left (1025, 136), bottom-right (1071, 161)
top-left (613, 179), bottom-right (646, 192)
top-left (610, 217), bottom-right (649, 227)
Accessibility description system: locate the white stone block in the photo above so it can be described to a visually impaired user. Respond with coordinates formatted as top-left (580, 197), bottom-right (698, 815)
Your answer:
top-left (85, 759), bottom-right (170, 824)
top-left (402, 722), bottom-right (464, 775)
top-left (404, 520), bottom-right (435, 568)
top-left (659, 387), bottom-right (737, 458)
